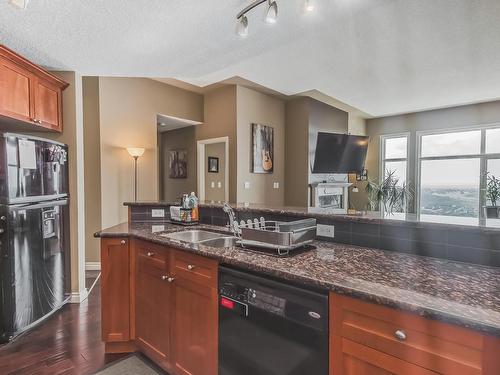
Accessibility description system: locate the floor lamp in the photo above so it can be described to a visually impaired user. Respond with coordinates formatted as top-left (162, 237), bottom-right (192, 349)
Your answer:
top-left (126, 147), bottom-right (145, 202)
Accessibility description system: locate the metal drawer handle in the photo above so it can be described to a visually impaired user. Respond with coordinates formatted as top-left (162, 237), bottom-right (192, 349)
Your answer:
top-left (394, 329), bottom-right (407, 341)
top-left (147, 252), bottom-right (155, 257)
top-left (161, 275), bottom-right (169, 281)
top-left (187, 264), bottom-right (195, 270)
top-left (120, 240), bottom-right (126, 245)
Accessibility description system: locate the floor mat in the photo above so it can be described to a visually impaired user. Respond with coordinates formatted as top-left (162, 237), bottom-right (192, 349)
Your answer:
top-left (94, 354), bottom-right (166, 375)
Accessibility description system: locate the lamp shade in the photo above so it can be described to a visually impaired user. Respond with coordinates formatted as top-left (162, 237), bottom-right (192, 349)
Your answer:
top-left (127, 147), bottom-right (145, 157)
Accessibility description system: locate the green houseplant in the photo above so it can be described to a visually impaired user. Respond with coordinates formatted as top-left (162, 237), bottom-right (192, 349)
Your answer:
top-left (485, 172), bottom-right (500, 219)
top-left (366, 170), bottom-right (414, 214)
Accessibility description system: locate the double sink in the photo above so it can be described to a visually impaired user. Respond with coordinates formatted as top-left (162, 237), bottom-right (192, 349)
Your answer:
top-left (161, 230), bottom-right (237, 248)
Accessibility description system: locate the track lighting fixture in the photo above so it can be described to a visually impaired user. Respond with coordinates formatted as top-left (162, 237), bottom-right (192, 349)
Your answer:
top-left (237, 15), bottom-right (249, 37)
top-left (265, 0), bottom-right (278, 24)
top-left (9, 0), bottom-right (30, 9)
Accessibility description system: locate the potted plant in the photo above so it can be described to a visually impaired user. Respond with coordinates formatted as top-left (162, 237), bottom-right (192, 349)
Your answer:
top-left (485, 172), bottom-right (500, 219)
top-left (366, 170), bottom-right (414, 214)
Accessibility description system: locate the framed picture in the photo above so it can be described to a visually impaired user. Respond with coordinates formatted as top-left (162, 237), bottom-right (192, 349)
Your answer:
top-left (169, 150), bottom-right (187, 179)
top-left (208, 157), bottom-right (219, 173)
top-left (252, 123), bottom-right (274, 174)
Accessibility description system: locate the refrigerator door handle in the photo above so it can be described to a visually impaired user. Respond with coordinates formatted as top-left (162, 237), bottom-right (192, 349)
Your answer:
top-left (10, 199), bottom-right (68, 211)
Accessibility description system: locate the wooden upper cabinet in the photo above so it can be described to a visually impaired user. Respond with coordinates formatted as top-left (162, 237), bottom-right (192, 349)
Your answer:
top-left (0, 44), bottom-right (68, 132)
top-left (33, 78), bottom-right (62, 131)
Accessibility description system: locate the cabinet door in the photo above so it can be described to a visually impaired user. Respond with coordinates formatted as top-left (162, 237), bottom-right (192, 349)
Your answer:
top-left (171, 277), bottom-right (218, 375)
top-left (0, 57), bottom-right (33, 123)
top-left (136, 254), bottom-right (172, 371)
top-left (331, 336), bottom-right (438, 375)
top-left (101, 238), bottom-right (130, 342)
top-left (33, 78), bottom-right (62, 131)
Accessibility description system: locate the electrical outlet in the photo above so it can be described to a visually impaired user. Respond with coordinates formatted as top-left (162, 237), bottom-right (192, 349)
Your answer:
top-left (317, 224), bottom-right (335, 238)
top-left (273, 182), bottom-right (280, 189)
top-left (151, 209), bottom-right (165, 218)
top-left (218, 181), bottom-right (222, 188)
top-left (211, 181), bottom-right (215, 188)
top-left (151, 225), bottom-right (165, 233)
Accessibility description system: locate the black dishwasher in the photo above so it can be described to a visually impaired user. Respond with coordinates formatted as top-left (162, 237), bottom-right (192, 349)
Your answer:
top-left (219, 266), bottom-right (329, 375)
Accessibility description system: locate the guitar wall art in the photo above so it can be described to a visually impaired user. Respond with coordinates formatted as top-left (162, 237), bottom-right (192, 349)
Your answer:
top-left (252, 123), bottom-right (274, 174)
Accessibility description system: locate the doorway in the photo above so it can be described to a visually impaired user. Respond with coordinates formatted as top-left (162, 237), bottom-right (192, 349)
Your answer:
top-left (197, 137), bottom-right (229, 202)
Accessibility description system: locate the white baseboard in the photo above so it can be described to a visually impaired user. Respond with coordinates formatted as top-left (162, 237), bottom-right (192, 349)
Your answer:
top-left (85, 262), bottom-right (101, 271)
top-left (69, 288), bottom-right (89, 303)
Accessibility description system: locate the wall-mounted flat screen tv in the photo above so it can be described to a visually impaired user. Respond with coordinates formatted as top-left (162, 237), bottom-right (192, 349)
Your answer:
top-left (312, 132), bottom-right (369, 173)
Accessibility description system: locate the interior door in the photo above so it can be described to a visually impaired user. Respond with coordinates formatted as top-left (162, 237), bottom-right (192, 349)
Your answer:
top-left (0, 57), bottom-right (34, 123)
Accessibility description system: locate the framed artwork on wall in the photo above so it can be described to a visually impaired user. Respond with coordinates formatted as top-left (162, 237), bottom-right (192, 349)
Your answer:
top-left (252, 123), bottom-right (274, 174)
top-left (169, 150), bottom-right (188, 178)
top-left (208, 157), bottom-right (219, 173)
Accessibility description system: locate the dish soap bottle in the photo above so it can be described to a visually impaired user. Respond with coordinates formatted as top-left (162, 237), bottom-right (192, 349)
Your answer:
top-left (189, 192), bottom-right (199, 222)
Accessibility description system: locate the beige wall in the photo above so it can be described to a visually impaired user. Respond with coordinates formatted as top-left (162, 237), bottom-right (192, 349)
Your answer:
top-left (82, 77), bottom-right (102, 263)
top-left (205, 142), bottom-right (226, 202)
top-left (28, 72), bottom-right (86, 295)
top-left (198, 86), bottom-right (237, 203)
top-left (236, 85), bottom-right (286, 205)
top-left (98, 77), bottom-right (203, 227)
top-left (159, 126), bottom-right (197, 202)
top-left (285, 97), bottom-right (310, 206)
top-left (353, 100), bottom-right (500, 211)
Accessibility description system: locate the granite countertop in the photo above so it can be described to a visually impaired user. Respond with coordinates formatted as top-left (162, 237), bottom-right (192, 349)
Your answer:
top-left (96, 222), bottom-right (500, 337)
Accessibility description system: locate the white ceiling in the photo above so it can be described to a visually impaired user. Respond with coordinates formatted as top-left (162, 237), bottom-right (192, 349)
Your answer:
top-left (157, 113), bottom-right (202, 133)
top-left (1, 0), bottom-right (500, 117)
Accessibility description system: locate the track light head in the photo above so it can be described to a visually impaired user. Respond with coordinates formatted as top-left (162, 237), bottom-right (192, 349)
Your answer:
top-left (237, 15), bottom-right (249, 37)
top-left (304, 0), bottom-right (315, 12)
top-left (265, 0), bottom-right (278, 24)
top-left (9, 0), bottom-right (30, 9)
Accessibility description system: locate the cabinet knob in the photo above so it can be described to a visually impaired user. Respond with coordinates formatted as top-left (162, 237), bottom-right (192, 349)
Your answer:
top-left (0, 216), bottom-right (5, 221)
top-left (0, 229), bottom-right (4, 234)
top-left (394, 329), bottom-right (407, 341)
top-left (161, 275), bottom-right (169, 281)
top-left (120, 240), bottom-right (126, 245)
top-left (147, 252), bottom-right (155, 257)
top-left (167, 277), bottom-right (175, 283)
top-left (187, 264), bottom-right (195, 270)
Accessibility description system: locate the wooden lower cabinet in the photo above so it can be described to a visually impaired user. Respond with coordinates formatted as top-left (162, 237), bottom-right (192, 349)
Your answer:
top-left (132, 242), bottom-right (218, 375)
top-left (100, 238), bottom-right (131, 345)
top-left (330, 293), bottom-right (500, 375)
top-left (135, 241), bottom-right (172, 371)
top-left (171, 267), bottom-right (218, 375)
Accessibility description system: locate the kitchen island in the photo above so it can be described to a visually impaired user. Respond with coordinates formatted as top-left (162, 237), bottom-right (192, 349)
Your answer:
top-left (96, 221), bottom-right (500, 375)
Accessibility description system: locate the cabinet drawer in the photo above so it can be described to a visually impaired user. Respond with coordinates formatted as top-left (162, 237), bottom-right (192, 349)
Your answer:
top-left (172, 250), bottom-right (218, 287)
top-left (331, 294), bottom-right (484, 375)
top-left (137, 241), bottom-right (169, 271)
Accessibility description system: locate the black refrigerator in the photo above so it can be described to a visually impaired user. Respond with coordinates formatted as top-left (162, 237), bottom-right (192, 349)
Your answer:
top-left (0, 133), bottom-right (70, 343)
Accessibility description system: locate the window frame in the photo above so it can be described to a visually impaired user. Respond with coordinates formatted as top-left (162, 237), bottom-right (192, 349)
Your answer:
top-left (416, 123), bottom-right (500, 223)
top-left (379, 132), bottom-right (410, 186)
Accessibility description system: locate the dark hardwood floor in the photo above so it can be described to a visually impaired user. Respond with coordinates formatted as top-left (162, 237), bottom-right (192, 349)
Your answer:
top-left (0, 272), bottom-right (126, 375)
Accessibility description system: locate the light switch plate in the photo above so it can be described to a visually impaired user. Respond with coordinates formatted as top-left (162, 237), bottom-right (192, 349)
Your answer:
top-left (218, 181), bottom-right (222, 188)
top-left (151, 225), bottom-right (165, 233)
top-left (211, 181), bottom-right (215, 188)
top-left (273, 182), bottom-right (280, 189)
top-left (244, 182), bottom-right (250, 189)
top-left (151, 209), bottom-right (165, 218)
top-left (317, 224), bottom-right (335, 238)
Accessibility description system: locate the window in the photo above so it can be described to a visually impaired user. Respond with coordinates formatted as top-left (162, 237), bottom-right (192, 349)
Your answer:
top-left (417, 126), bottom-right (500, 225)
top-left (381, 135), bottom-right (408, 186)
